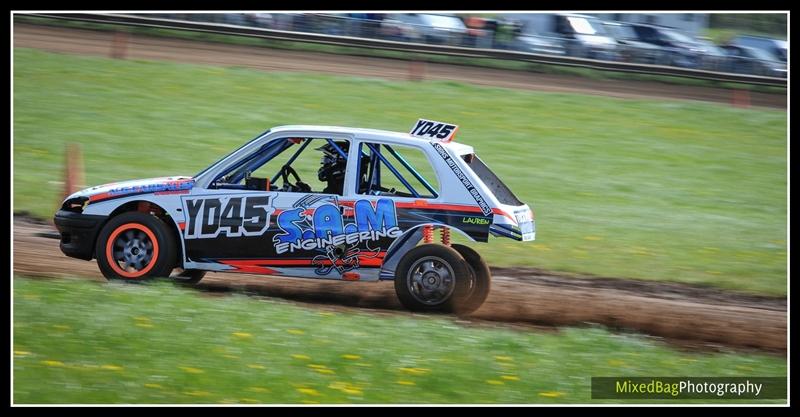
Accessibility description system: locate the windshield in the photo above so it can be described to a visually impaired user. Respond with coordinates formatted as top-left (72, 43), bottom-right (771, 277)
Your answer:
top-left (745, 47), bottom-right (779, 62)
top-left (419, 14), bottom-right (466, 30)
top-left (606, 23), bottom-right (636, 40)
top-left (195, 129), bottom-right (271, 178)
top-left (567, 16), bottom-right (607, 36)
top-left (662, 29), bottom-right (695, 44)
top-left (461, 154), bottom-right (522, 206)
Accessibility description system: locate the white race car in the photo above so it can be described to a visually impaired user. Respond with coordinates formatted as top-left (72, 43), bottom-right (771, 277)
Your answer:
top-left (55, 119), bottom-right (535, 313)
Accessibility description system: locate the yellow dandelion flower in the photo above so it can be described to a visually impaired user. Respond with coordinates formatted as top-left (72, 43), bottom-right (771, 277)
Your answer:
top-left (232, 332), bottom-right (253, 339)
top-left (501, 375), bottom-right (520, 381)
top-left (14, 350), bottom-right (31, 356)
top-left (297, 388), bottom-right (320, 396)
top-left (396, 380), bottom-right (416, 386)
top-left (134, 316), bottom-right (151, 322)
top-left (247, 364), bottom-right (266, 369)
top-left (494, 356), bottom-right (513, 362)
top-left (399, 367), bottom-right (430, 375)
top-left (101, 364), bottom-right (124, 371)
top-left (41, 360), bottom-right (65, 367)
top-left (308, 364), bottom-right (327, 369)
top-left (315, 368), bottom-right (335, 375)
top-left (287, 329), bottom-right (305, 335)
top-left (248, 387), bottom-right (270, 393)
top-left (292, 354), bottom-right (311, 360)
top-left (184, 391), bottom-right (211, 397)
top-left (144, 383), bottom-right (163, 389)
top-left (342, 388), bottom-right (363, 395)
top-left (486, 379), bottom-right (504, 385)
top-left (341, 354), bottom-right (361, 360)
top-left (538, 391), bottom-right (564, 398)
top-left (180, 366), bottom-right (204, 374)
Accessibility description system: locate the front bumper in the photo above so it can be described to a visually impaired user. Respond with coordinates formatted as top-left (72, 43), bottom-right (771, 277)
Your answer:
top-left (53, 210), bottom-right (107, 260)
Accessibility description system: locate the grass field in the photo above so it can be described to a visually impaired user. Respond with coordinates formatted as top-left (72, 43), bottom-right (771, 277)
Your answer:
top-left (12, 48), bottom-right (787, 294)
top-left (13, 277), bottom-right (787, 404)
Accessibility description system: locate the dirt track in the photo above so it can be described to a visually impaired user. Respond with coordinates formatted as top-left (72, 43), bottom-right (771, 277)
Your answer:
top-left (13, 23), bottom-right (786, 109)
top-left (13, 216), bottom-right (786, 353)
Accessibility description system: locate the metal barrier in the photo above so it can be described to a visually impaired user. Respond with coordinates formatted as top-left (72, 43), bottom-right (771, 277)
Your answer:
top-left (25, 13), bottom-right (787, 87)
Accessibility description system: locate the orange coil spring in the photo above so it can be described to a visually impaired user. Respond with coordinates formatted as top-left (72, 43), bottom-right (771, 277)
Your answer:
top-left (441, 227), bottom-right (451, 246)
top-left (423, 225), bottom-right (434, 244)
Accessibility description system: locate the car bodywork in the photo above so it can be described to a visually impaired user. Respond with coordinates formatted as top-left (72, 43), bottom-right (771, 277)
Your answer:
top-left (55, 122), bottom-right (535, 282)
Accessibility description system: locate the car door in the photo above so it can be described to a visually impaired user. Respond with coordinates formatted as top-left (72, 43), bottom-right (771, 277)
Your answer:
top-left (181, 136), bottom-right (358, 278)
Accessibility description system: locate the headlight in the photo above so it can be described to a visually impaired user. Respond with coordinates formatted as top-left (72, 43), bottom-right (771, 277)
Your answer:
top-left (61, 196), bottom-right (89, 213)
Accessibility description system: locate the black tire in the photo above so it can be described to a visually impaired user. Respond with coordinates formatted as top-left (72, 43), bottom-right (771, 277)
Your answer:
top-left (451, 244), bottom-right (491, 315)
top-left (170, 268), bottom-right (206, 284)
top-left (95, 212), bottom-right (177, 281)
top-left (394, 244), bottom-right (473, 313)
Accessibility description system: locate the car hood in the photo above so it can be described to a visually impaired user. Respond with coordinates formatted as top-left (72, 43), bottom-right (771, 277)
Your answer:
top-left (66, 176), bottom-right (195, 202)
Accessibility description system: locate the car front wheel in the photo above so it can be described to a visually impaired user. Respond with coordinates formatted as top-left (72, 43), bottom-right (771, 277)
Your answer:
top-left (95, 212), bottom-right (177, 281)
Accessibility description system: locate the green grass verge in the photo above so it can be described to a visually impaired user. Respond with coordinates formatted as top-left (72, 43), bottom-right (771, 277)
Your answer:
top-left (14, 16), bottom-right (787, 94)
top-left (13, 277), bottom-right (787, 404)
top-left (13, 48), bottom-right (787, 295)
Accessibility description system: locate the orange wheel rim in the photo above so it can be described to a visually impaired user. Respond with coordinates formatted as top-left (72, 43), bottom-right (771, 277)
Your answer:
top-left (105, 223), bottom-right (160, 278)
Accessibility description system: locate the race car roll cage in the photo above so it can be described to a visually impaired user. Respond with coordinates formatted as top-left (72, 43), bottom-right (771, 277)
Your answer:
top-left (209, 135), bottom-right (439, 199)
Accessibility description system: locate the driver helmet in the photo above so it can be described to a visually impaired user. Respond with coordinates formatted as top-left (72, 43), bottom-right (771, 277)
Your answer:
top-left (317, 141), bottom-right (349, 182)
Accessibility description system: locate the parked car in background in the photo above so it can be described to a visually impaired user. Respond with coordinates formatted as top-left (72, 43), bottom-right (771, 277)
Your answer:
top-left (601, 21), bottom-right (660, 64)
top-left (692, 37), bottom-right (728, 71)
top-left (511, 18), bottom-right (566, 56)
top-left (508, 13), bottom-right (618, 60)
top-left (720, 44), bottom-right (787, 78)
top-left (628, 23), bottom-right (708, 68)
top-left (389, 13), bottom-right (468, 46)
top-left (730, 35), bottom-right (787, 63)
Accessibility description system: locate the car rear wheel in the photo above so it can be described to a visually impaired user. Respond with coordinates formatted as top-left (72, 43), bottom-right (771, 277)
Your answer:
top-left (394, 244), bottom-right (473, 313)
top-left (451, 244), bottom-right (491, 315)
top-left (95, 212), bottom-right (177, 281)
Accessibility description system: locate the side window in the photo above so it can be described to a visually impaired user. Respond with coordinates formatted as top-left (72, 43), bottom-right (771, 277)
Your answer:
top-left (211, 137), bottom-right (352, 196)
top-left (355, 142), bottom-right (439, 199)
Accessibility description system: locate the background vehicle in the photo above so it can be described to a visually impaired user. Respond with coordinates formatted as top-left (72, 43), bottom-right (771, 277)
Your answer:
top-left (510, 18), bottom-right (567, 55)
top-left (389, 13), bottom-right (468, 45)
top-left (54, 122), bottom-right (535, 315)
top-left (720, 44), bottom-right (787, 77)
top-left (730, 35), bottom-right (787, 63)
top-left (601, 20), bottom-right (660, 63)
top-left (627, 23), bottom-right (708, 67)
top-left (514, 13), bottom-right (618, 60)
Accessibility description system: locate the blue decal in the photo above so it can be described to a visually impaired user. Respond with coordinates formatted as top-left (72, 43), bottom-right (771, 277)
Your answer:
top-left (108, 179), bottom-right (194, 196)
top-left (355, 199), bottom-right (398, 232)
top-left (275, 208), bottom-right (304, 243)
top-left (273, 198), bottom-right (402, 257)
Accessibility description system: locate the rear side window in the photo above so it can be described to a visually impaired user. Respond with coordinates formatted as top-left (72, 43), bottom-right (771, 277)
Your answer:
top-left (462, 154), bottom-right (523, 206)
top-left (356, 142), bottom-right (439, 199)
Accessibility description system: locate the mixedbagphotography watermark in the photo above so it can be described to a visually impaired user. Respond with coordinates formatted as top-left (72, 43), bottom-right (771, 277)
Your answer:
top-left (591, 377), bottom-right (786, 400)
